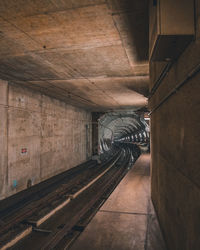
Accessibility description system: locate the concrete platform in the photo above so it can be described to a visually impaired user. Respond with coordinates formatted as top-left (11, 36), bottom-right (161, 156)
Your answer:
top-left (70, 154), bottom-right (167, 250)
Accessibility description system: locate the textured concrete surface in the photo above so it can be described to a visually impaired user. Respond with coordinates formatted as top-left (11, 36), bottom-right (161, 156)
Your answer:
top-left (92, 112), bottom-right (102, 155)
top-left (0, 2), bottom-right (198, 249)
top-left (0, 80), bottom-right (8, 199)
top-left (0, 0), bottom-right (149, 111)
top-left (0, 82), bottom-right (92, 200)
top-left (149, 1), bottom-right (200, 249)
top-left (70, 154), bottom-right (166, 250)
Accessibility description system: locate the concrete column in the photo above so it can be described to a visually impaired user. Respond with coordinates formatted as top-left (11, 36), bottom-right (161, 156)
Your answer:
top-left (92, 113), bottom-right (101, 155)
top-left (0, 80), bottom-right (8, 199)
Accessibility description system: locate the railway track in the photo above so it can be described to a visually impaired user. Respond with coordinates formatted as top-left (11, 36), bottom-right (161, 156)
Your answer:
top-left (0, 145), bottom-right (140, 250)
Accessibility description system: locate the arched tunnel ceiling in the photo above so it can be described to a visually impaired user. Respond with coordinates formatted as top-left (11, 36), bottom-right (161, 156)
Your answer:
top-left (99, 111), bottom-right (149, 142)
top-left (0, 0), bottom-right (149, 112)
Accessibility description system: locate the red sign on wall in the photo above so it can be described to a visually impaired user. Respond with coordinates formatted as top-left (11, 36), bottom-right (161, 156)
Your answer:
top-left (21, 148), bottom-right (27, 154)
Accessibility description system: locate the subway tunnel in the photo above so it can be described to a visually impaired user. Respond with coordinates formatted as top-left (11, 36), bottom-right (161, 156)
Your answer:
top-left (0, 1), bottom-right (199, 250)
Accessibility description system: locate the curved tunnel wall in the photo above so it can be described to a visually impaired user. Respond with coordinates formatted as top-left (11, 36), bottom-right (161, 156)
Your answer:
top-left (98, 111), bottom-right (150, 154)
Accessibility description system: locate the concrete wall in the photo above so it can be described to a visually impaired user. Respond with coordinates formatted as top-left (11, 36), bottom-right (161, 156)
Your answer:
top-left (0, 81), bottom-right (92, 200)
top-left (149, 1), bottom-right (200, 250)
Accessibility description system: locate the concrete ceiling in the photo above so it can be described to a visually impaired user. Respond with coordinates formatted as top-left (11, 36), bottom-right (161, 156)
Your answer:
top-left (0, 0), bottom-right (149, 111)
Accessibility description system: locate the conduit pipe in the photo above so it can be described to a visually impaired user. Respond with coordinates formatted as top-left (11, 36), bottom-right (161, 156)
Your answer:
top-left (149, 62), bottom-right (200, 115)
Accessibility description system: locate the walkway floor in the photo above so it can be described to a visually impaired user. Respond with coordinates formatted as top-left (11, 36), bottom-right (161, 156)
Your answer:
top-left (70, 154), bottom-right (167, 250)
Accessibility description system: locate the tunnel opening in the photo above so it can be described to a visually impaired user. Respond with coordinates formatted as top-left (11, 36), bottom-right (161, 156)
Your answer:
top-left (97, 111), bottom-right (150, 162)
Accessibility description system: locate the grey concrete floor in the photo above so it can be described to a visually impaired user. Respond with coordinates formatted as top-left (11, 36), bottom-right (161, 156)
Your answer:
top-left (70, 154), bottom-right (167, 250)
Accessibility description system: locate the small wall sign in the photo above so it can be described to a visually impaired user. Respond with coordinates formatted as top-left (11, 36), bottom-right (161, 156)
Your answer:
top-left (21, 148), bottom-right (28, 155)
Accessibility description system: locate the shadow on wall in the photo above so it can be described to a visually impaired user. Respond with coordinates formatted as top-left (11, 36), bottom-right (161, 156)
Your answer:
top-left (107, 0), bottom-right (149, 62)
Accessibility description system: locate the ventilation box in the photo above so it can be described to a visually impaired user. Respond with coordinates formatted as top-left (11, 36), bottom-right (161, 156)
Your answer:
top-left (149, 0), bottom-right (195, 61)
